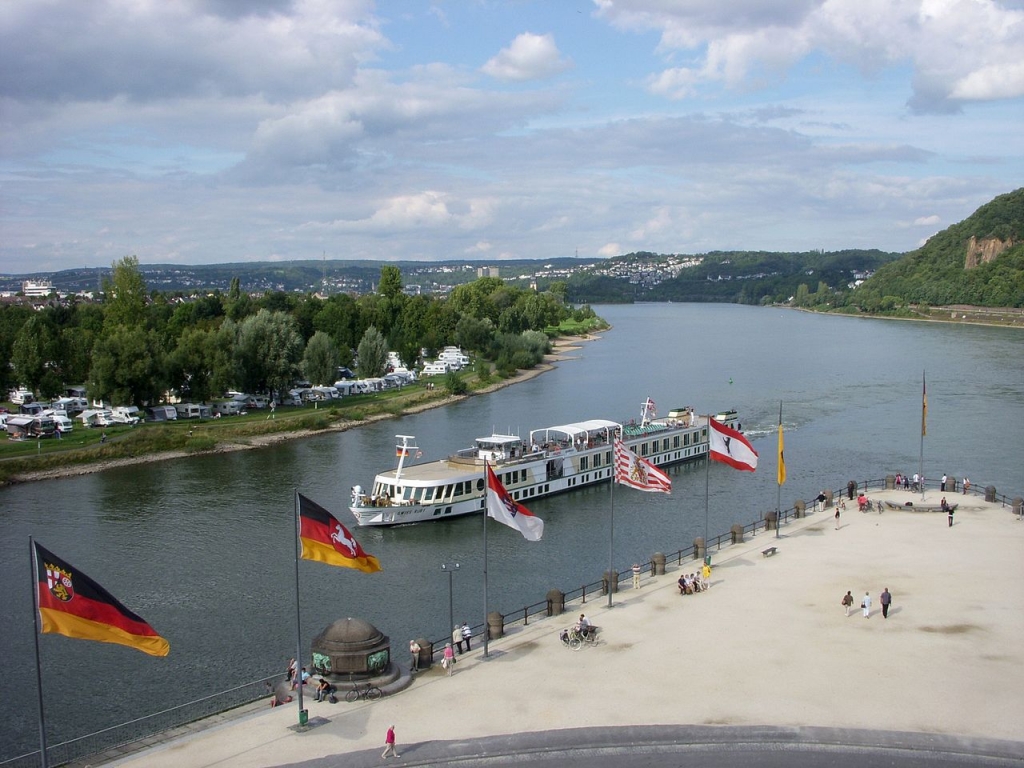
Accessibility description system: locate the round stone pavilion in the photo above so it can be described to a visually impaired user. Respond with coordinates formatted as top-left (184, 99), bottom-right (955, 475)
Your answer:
top-left (311, 617), bottom-right (395, 683)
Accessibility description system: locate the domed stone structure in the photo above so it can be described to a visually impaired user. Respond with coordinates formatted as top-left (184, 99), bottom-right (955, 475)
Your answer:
top-left (311, 617), bottom-right (391, 679)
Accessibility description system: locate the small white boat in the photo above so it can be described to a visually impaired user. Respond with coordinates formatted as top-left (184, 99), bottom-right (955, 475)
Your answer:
top-left (348, 399), bottom-right (738, 527)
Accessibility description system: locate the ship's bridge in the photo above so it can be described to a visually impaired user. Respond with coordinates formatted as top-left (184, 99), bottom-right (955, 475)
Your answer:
top-left (475, 434), bottom-right (526, 463)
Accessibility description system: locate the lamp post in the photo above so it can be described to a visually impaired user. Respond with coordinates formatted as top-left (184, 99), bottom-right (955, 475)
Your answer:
top-left (441, 562), bottom-right (460, 637)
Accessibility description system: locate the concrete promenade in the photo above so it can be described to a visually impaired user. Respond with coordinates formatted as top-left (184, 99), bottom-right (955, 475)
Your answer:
top-left (102, 488), bottom-right (1024, 767)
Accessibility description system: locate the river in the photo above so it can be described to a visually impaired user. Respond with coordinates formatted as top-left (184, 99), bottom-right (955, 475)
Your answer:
top-left (1, 303), bottom-right (1022, 759)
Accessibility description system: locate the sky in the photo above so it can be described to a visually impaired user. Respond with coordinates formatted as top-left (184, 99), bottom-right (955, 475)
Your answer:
top-left (2, 0), bottom-right (1023, 274)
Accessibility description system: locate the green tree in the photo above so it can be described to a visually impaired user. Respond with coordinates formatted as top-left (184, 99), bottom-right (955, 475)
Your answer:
top-left (0, 305), bottom-right (33, 394)
top-left (356, 326), bottom-right (389, 378)
top-left (234, 310), bottom-right (304, 395)
top-left (89, 326), bottom-right (167, 406)
top-left (11, 315), bottom-right (54, 396)
top-left (303, 331), bottom-right (341, 386)
top-left (167, 327), bottom-right (226, 403)
top-left (102, 255), bottom-right (148, 329)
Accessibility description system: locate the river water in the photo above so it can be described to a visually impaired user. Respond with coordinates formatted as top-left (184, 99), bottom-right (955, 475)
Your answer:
top-left (2, 303), bottom-right (1022, 758)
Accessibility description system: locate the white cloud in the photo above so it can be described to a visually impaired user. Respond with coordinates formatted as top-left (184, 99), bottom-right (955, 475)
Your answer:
top-left (481, 33), bottom-right (572, 81)
top-left (914, 214), bottom-right (941, 226)
top-left (598, 243), bottom-right (622, 257)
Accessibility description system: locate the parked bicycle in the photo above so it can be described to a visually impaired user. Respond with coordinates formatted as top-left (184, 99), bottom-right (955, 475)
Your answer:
top-left (559, 625), bottom-right (599, 651)
top-left (344, 682), bottom-right (383, 703)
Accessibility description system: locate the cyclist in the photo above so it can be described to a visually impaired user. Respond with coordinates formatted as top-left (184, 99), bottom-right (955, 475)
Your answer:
top-left (575, 613), bottom-right (593, 639)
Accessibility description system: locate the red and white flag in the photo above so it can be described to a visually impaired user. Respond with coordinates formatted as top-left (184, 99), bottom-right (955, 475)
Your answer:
top-left (485, 464), bottom-right (544, 541)
top-left (708, 418), bottom-right (758, 472)
top-left (614, 439), bottom-right (671, 494)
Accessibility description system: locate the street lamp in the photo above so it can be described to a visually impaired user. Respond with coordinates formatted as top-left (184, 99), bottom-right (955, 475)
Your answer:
top-left (441, 562), bottom-right (460, 638)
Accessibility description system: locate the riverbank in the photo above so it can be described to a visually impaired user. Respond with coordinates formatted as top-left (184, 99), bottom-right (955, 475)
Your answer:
top-left (98, 486), bottom-right (1024, 767)
top-left (1, 336), bottom-right (598, 486)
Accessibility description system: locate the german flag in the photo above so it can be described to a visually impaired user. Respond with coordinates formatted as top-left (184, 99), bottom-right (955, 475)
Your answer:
top-left (34, 542), bottom-right (169, 657)
top-left (298, 494), bottom-right (381, 573)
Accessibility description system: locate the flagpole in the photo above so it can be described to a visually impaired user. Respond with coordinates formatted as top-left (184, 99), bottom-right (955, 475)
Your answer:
top-left (292, 490), bottom-right (306, 723)
top-left (482, 462), bottom-right (489, 658)
top-left (704, 415), bottom-right (710, 557)
top-left (776, 402), bottom-right (782, 540)
top-left (920, 371), bottom-right (926, 501)
top-left (30, 537), bottom-right (49, 768)
top-left (607, 466), bottom-right (615, 608)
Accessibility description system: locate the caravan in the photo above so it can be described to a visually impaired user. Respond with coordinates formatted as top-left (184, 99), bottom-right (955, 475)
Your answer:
top-left (421, 362), bottom-right (451, 376)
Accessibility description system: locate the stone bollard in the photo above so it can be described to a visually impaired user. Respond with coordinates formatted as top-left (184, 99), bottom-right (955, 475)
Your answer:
top-left (487, 611), bottom-right (504, 640)
top-left (694, 537), bottom-right (706, 561)
top-left (601, 570), bottom-right (619, 595)
top-left (730, 524), bottom-right (744, 544)
top-left (1012, 498), bottom-right (1023, 517)
top-left (415, 638), bottom-right (432, 670)
top-left (652, 552), bottom-right (666, 576)
top-left (765, 511), bottom-right (778, 530)
top-left (546, 588), bottom-right (565, 617)
top-left (794, 499), bottom-right (806, 518)
top-left (824, 489), bottom-right (834, 508)
top-left (885, 475), bottom-right (895, 490)
top-left (985, 486), bottom-right (997, 503)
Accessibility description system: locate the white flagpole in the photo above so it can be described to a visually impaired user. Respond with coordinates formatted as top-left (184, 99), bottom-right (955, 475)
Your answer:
top-left (292, 490), bottom-right (306, 724)
top-left (919, 371), bottom-right (926, 501)
top-left (30, 537), bottom-right (50, 768)
top-left (607, 461), bottom-right (615, 608)
top-left (482, 462), bottom-right (490, 658)
top-left (704, 416), bottom-right (711, 561)
top-left (776, 401), bottom-right (783, 540)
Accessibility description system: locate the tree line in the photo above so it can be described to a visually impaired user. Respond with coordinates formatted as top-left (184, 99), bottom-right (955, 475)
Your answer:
top-left (1, 257), bottom-right (600, 407)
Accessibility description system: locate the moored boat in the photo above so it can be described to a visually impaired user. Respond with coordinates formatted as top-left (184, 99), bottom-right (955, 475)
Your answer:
top-left (348, 399), bottom-right (739, 527)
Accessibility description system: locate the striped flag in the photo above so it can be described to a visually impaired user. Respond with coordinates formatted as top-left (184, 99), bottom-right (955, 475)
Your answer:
top-left (708, 417), bottom-right (758, 472)
top-left (777, 422), bottom-right (786, 486)
top-left (298, 494), bottom-right (381, 573)
top-left (921, 373), bottom-right (928, 437)
top-left (614, 439), bottom-right (671, 494)
top-left (486, 463), bottom-right (544, 541)
top-left (34, 542), bottom-right (170, 657)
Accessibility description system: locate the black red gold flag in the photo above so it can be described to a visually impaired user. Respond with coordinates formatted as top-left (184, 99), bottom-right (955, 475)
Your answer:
top-left (298, 494), bottom-right (381, 573)
top-left (34, 542), bottom-right (169, 657)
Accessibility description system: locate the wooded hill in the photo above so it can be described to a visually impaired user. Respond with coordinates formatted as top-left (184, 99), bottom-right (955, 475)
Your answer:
top-left (851, 188), bottom-right (1024, 310)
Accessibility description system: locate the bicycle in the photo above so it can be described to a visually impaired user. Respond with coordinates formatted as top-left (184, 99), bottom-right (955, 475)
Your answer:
top-left (559, 625), bottom-right (599, 651)
top-left (344, 682), bottom-right (383, 703)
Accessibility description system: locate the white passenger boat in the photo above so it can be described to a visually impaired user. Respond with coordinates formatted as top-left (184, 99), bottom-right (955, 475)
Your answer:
top-left (348, 399), bottom-right (739, 527)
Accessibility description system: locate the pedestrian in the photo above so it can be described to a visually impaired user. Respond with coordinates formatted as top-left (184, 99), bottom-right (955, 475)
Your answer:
top-left (842, 591), bottom-right (854, 616)
top-left (963, 477), bottom-right (970, 495)
top-left (847, 480), bottom-right (856, 500)
top-left (461, 622), bottom-right (472, 652)
top-left (941, 474), bottom-right (947, 492)
top-left (632, 563), bottom-right (642, 589)
top-left (409, 639), bottom-right (421, 672)
top-left (862, 591), bottom-right (871, 618)
top-left (880, 588), bottom-right (892, 619)
top-left (947, 506), bottom-right (955, 527)
top-left (701, 561), bottom-right (712, 589)
top-left (442, 642), bottom-right (456, 676)
top-left (452, 625), bottom-right (463, 654)
top-left (286, 657), bottom-right (296, 684)
top-left (835, 506), bottom-right (841, 530)
top-left (381, 724), bottom-right (398, 759)
top-left (816, 491), bottom-right (827, 512)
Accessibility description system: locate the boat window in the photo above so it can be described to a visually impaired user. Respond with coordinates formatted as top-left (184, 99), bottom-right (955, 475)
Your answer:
top-left (593, 453), bottom-right (601, 468)
top-left (640, 442), bottom-right (649, 457)
top-left (684, 434), bottom-right (690, 446)
top-left (605, 450), bottom-right (612, 465)
top-left (580, 456), bottom-right (589, 471)
top-left (476, 478), bottom-right (484, 491)
top-left (663, 438), bottom-right (670, 451)
top-left (673, 436), bottom-right (680, 448)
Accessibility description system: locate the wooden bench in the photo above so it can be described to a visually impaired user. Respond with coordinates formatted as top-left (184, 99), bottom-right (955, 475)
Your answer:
top-left (761, 547), bottom-right (777, 558)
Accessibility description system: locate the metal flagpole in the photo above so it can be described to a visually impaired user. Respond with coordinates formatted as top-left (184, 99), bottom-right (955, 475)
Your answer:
top-left (30, 537), bottom-right (50, 768)
top-left (776, 401), bottom-right (783, 539)
top-left (482, 462), bottom-right (489, 658)
top-left (704, 415), bottom-right (711, 562)
top-left (919, 372), bottom-right (927, 501)
top-left (607, 464), bottom-right (615, 608)
top-left (292, 490), bottom-right (306, 724)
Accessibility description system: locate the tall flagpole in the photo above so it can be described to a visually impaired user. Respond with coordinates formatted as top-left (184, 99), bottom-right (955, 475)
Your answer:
top-left (292, 490), bottom-right (306, 723)
top-left (482, 462), bottom-right (489, 658)
top-left (30, 537), bottom-right (49, 768)
top-left (607, 466), bottom-right (615, 608)
top-left (704, 415), bottom-right (710, 561)
top-left (920, 372), bottom-right (927, 501)
top-left (776, 402), bottom-right (783, 539)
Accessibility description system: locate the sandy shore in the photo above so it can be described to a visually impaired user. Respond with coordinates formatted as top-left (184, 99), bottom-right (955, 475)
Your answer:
top-left (3, 336), bottom-right (598, 485)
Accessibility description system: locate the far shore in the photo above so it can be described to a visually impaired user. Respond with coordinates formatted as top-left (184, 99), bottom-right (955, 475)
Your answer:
top-left (3, 334), bottom-right (602, 486)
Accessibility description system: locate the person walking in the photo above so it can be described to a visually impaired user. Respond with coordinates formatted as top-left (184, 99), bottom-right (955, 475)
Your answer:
top-left (862, 591), bottom-right (871, 618)
top-left (880, 588), bottom-right (892, 619)
top-left (442, 642), bottom-right (456, 676)
top-left (381, 724), bottom-right (398, 759)
top-left (835, 506), bottom-right (841, 530)
top-left (452, 625), bottom-right (463, 654)
top-left (701, 561), bottom-right (712, 590)
top-left (461, 622), bottom-right (472, 652)
top-left (409, 639), bottom-right (421, 672)
top-left (632, 563), bottom-right (642, 589)
top-left (842, 591), bottom-right (854, 616)
top-left (963, 477), bottom-right (970, 495)
top-left (947, 506), bottom-right (955, 527)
